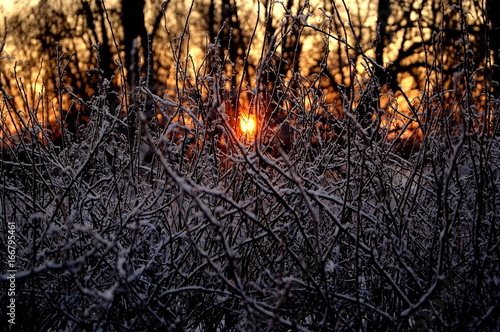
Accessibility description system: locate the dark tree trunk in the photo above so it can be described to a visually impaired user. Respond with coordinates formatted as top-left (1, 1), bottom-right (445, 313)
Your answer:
top-left (375, 0), bottom-right (390, 69)
top-left (487, 0), bottom-right (500, 95)
top-left (91, 0), bottom-right (114, 81)
top-left (357, 0), bottom-right (392, 132)
top-left (121, 0), bottom-right (148, 85)
top-left (208, 0), bottom-right (217, 43)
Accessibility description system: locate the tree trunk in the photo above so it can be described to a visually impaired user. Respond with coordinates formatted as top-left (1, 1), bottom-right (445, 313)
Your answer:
top-left (121, 0), bottom-right (148, 85)
top-left (92, 0), bottom-right (114, 81)
top-left (487, 0), bottom-right (500, 95)
top-left (357, 0), bottom-right (392, 132)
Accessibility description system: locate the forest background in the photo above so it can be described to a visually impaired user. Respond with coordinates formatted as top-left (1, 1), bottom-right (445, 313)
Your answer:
top-left (1, 0), bottom-right (498, 142)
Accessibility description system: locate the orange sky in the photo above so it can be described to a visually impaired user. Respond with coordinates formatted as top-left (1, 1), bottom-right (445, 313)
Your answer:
top-left (1, 0), bottom-right (22, 14)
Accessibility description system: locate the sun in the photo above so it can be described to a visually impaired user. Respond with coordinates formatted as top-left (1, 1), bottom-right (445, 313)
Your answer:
top-left (239, 115), bottom-right (257, 136)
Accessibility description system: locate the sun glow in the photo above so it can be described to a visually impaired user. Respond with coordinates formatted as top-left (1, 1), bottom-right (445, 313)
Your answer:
top-left (239, 115), bottom-right (257, 137)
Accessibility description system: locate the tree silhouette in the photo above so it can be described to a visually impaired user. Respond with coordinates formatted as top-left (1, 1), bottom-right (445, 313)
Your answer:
top-left (2, 0), bottom-right (496, 142)
top-left (121, 0), bottom-right (148, 85)
top-left (486, 0), bottom-right (500, 95)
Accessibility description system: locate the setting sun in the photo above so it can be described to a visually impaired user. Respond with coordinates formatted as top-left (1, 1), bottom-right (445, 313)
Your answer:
top-left (239, 115), bottom-right (257, 136)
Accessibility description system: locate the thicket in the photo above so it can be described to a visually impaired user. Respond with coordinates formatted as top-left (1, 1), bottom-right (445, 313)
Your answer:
top-left (1, 1), bottom-right (499, 331)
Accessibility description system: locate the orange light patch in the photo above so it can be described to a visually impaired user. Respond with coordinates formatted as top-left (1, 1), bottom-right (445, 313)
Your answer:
top-left (239, 115), bottom-right (257, 136)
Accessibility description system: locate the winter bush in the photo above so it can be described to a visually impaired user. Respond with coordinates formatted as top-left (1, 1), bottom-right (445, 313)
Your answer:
top-left (1, 3), bottom-right (500, 332)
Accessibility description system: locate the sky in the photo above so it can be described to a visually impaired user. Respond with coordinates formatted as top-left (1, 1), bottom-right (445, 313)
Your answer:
top-left (1, 0), bottom-right (15, 14)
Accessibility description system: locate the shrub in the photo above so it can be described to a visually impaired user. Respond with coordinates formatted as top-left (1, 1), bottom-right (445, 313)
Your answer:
top-left (1, 3), bottom-right (499, 331)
